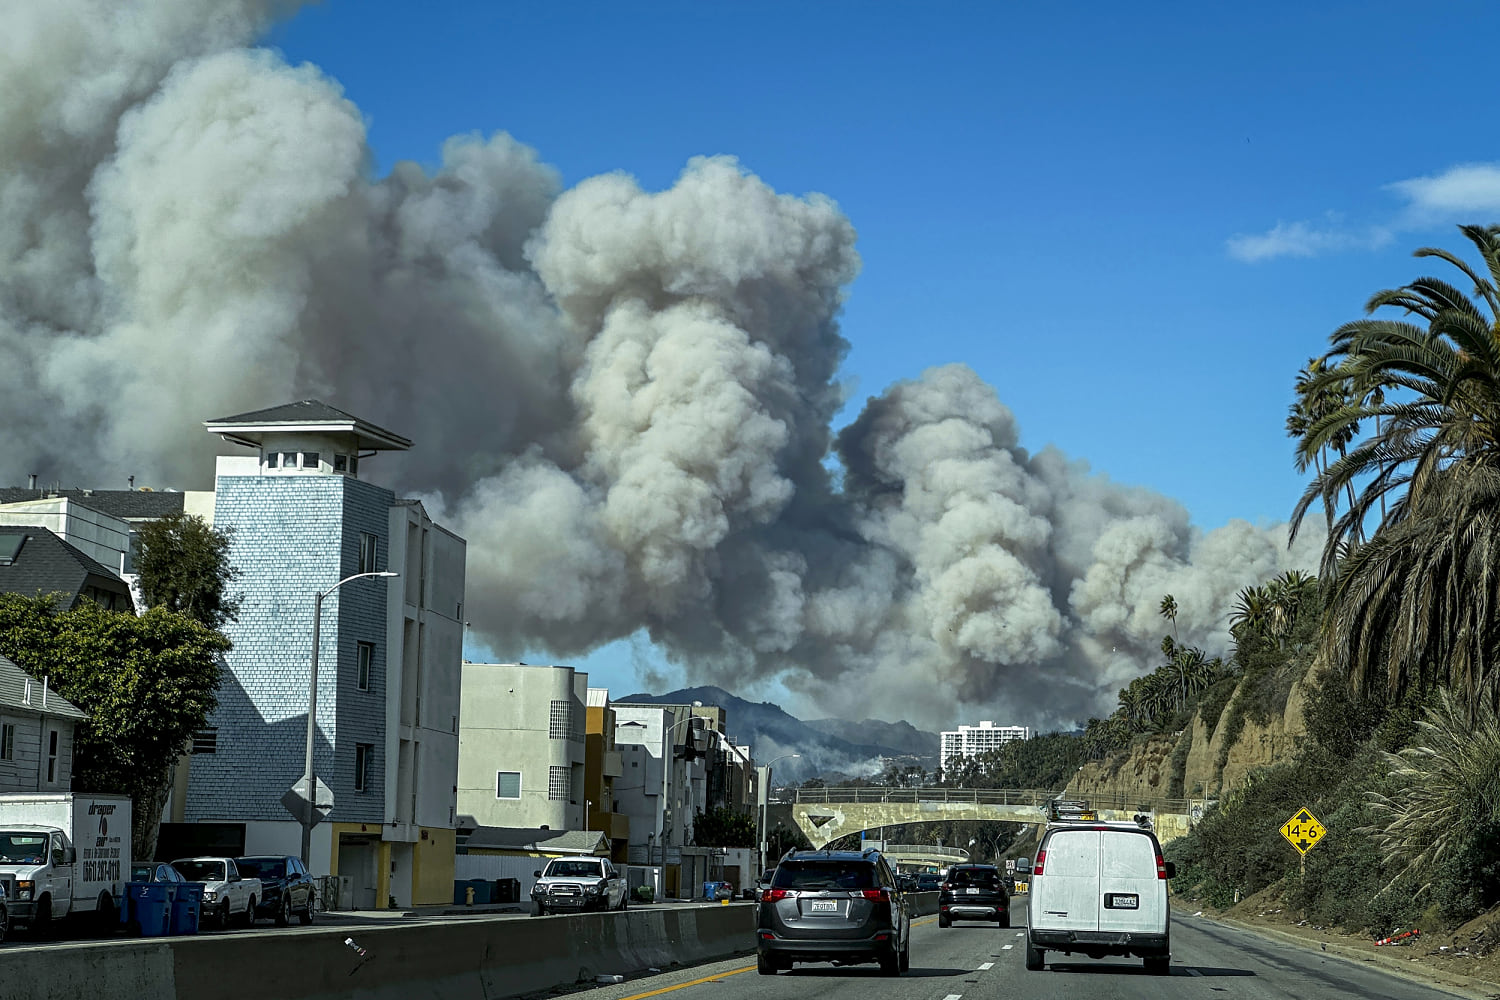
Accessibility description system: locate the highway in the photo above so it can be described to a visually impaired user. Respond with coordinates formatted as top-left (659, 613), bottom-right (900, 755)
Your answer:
top-left (577, 901), bottom-right (1478, 1000)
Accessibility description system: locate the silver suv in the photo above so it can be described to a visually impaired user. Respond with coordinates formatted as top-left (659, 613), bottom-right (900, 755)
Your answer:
top-left (755, 848), bottom-right (910, 976)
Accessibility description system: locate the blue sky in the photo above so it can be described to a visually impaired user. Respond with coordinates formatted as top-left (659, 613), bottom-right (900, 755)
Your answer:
top-left (267, 0), bottom-right (1500, 703)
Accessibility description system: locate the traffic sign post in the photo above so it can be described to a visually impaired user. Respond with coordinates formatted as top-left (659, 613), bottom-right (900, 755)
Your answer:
top-left (1280, 806), bottom-right (1326, 877)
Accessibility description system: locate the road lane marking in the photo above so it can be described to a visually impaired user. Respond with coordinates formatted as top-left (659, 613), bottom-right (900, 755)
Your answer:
top-left (1014, 932), bottom-right (1023, 936)
top-left (942, 994), bottom-right (963, 1000)
top-left (1002, 944), bottom-right (1013, 950)
top-left (615, 966), bottom-right (753, 1000)
top-left (978, 962), bottom-right (994, 970)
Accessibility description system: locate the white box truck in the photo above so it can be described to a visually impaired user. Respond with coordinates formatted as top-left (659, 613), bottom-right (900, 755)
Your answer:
top-left (0, 793), bottom-right (131, 934)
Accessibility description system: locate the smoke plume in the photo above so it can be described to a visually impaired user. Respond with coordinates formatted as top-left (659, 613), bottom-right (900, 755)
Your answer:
top-left (0, 1), bottom-right (1319, 730)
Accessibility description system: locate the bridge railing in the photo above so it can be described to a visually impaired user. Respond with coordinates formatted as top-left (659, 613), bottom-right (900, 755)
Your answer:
top-left (786, 786), bottom-right (1193, 814)
top-left (877, 844), bottom-right (970, 860)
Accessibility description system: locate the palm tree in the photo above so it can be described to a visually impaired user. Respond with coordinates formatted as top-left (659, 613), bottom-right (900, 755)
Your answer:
top-left (1366, 689), bottom-right (1500, 898)
top-left (1159, 594), bottom-right (1183, 707)
top-left (1289, 224), bottom-right (1500, 715)
top-left (1287, 358), bottom-right (1361, 523)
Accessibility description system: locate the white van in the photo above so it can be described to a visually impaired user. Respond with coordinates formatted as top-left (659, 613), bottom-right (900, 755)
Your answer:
top-left (1024, 820), bottom-right (1174, 974)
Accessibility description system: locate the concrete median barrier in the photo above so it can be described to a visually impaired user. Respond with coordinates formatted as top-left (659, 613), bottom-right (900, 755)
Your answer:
top-left (0, 902), bottom-right (758, 1000)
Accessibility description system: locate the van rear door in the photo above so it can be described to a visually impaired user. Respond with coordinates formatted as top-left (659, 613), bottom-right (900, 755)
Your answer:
top-left (1097, 830), bottom-right (1161, 936)
top-left (1034, 829), bottom-right (1099, 932)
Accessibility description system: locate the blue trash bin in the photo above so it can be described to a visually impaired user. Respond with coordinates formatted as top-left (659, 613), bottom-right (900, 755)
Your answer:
top-left (171, 883), bottom-right (203, 935)
top-left (127, 883), bottom-right (172, 937)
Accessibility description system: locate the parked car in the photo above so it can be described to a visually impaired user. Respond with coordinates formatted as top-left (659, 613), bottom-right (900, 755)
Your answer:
top-left (171, 857), bottom-right (261, 929)
top-left (938, 863), bottom-right (1010, 927)
top-left (236, 855), bottom-right (315, 926)
top-left (1025, 819), bottom-right (1174, 974)
top-left (756, 848), bottom-right (910, 977)
top-left (530, 857), bottom-right (628, 915)
top-left (129, 862), bottom-right (187, 884)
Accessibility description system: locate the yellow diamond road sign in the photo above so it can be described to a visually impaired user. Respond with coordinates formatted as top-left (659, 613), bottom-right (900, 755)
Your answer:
top-left (1280, 807), bottom-right (1326, 855)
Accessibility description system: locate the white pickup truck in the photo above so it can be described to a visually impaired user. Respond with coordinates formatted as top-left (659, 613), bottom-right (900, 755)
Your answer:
top-left (171, 857), bottom-right (261, 928)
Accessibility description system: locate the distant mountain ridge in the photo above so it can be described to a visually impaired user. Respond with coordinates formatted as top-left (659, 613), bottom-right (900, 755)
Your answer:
top-left (613, 685), bottom-right (940, 783)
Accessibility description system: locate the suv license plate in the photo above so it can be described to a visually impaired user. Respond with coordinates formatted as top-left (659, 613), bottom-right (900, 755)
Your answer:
top-left (966, 888), bottom-right (979, 894)
top-left (810, 900), bottom-right (838, 912)
top-left (1104, 893), bottom-right (1138, 909)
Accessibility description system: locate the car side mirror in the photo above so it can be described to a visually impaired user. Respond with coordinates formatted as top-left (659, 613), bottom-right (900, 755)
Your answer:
top-left (1164, 861), bottom-right (1177, 880)
top-left (534, 870), bottom-right (542, 878)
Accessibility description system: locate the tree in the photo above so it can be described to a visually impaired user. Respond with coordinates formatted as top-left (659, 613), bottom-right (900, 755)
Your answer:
top-left (1367, 690), bottom-right (1500, 908)
top-left (691, 806), bottom-right (757, 848)
top-left (0, 594), bottom-right (228, 858)
top-left (1290, 225), bottom-right (1500, 715)
top-left (134, 514), bottom-right (242, 630)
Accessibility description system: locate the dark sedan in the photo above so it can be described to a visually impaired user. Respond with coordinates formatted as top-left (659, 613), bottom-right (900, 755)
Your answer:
top-left (235, 855), bottom-right (315, 926)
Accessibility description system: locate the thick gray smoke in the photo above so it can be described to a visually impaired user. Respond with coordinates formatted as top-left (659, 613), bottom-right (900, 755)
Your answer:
top-left (0, 1), bottom-right (1319, 730)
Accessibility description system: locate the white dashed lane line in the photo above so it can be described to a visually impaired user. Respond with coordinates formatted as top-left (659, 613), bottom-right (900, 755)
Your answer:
top-left (942, 993), bottom-right (963, 1000)
top-left (1001, 944), bottom-right (1013, 950)
top-left (977, 962), bottom-right (993, 971)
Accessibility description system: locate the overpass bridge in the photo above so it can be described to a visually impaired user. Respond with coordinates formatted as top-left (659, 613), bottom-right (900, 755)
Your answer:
top-left (783, 787), bottom-right (1201, 850)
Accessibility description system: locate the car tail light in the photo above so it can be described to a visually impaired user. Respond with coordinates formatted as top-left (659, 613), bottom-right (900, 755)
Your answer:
top-left (941, 882), bottom-right (952, 892)
top-left (860, 889), bottom-right (890, 902)
top-left (1156, 853), bottom-right (1167, 880)
top-left (763, 888), bottom-right (790, 902)
top-left (1032, 850), bottom-right (1046, 876)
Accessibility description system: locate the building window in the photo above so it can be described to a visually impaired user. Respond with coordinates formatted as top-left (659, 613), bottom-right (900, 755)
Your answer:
top-left (548, 766), bottom-right (569, 801)
top-left (358, 532), bottom-right (378, 574)
top-left (302, 452), bottom-right (319, 469)
top-left (350, 454), bottom-right (360, 476)
top-left (334, 455), bottom-right (347, 473)
top-left (280, 451), bottom-right (298, 469)
top-left (46, 730), bottom-right (58, 783)
top-left (191, 729), bottom-right (217, 754)
top-left (354, 743), bottom-right (373, 792)
top-left (496, 770), bottom-right (521, 800)
top-left (0, 723), bottom-right (12, 761)
top-left (548, 700), bottom-right (572, 740)
top-left (357, 642), bottom-right (374, 691)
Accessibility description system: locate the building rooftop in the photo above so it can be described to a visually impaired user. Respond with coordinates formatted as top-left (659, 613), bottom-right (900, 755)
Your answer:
top-left (0, 652), bottom-right (88, 721)
top-left (0, 489), bottom-right (185, 520)
top-left (205, 399), bottom-right (412, 452)
top-left (0, 526), bottom-right (132, 610)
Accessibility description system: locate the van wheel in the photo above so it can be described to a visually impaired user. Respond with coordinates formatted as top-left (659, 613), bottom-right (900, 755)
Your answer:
top-left (756, 950), bottom-right (778, 976)
top-left (1144, 954), bottom-right (1170, 975)
top-left (1024, 942), bottom-right (1045, 971)
top-left (31, 895), bottom-right (52, 939)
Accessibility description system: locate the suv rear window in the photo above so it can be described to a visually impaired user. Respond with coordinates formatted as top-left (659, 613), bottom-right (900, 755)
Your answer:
top-left (947, 867), bottom-right (1002, 887)
top-left (773, 861), bottom-right (876, 890)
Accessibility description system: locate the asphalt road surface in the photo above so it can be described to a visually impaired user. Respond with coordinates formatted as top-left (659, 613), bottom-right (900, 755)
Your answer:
top-left (578, 901), bottom-right (1480, 1000)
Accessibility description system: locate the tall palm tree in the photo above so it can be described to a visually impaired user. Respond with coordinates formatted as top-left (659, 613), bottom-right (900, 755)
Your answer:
top-left (1290, 224), bottom-right (1500, 716)
top-left (1159, 594), bottom-right (1182, 707)
top-left (1288, 358), bottom-right (1361, 522)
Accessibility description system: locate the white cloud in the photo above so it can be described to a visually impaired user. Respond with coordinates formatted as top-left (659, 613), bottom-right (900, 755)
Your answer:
top-left (1386, 162), bottom-right (1500, 219)
top-left (1226, 219), bottom-right (1391, 263)
top-left (1229, 161), bottom-right (1500, 263)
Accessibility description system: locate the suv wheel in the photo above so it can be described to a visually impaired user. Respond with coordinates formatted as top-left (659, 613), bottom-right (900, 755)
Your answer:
top-left (879, 945), bottom-right (901, 976)
top-left (998, 907), bottom-right (1011, 928)
top-left (275, 894), bottom-right (291, 927)
top-left (938, 911), bottom-right (951, 928)
top-left (899, 936), bottom-right (910, 972)
top-left (756, 950), bottom-right (778, 976)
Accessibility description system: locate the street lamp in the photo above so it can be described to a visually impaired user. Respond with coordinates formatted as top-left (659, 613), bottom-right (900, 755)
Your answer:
top-left (300, 570), bottom-right (399, 867)
top-left (660, 705), bottom-right (704, 868)
top-left (759, 753), bottom-right (801, 874)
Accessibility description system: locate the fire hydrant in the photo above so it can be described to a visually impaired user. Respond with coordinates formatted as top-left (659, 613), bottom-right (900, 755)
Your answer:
top-left (466, 885), bottom-right (475, 906)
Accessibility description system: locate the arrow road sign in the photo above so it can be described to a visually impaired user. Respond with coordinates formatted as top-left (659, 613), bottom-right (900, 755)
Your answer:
top-left (1279, 806), bottom-right (1326, 856)
top-left (282, 775), bottom-right (335, 827)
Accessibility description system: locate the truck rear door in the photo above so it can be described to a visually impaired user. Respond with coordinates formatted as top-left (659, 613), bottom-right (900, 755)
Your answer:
top-left (1033, 829), bottom-right (1099, 932)
top-left (1097, 830), bottom-right (1161, 936)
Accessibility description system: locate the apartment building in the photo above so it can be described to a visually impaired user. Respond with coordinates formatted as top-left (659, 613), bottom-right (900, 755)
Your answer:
top-left (168, 401), bottom-right (466, 909)
top-left (583, 688), bottom-right (629, 861)
top-left (939, 721), bottom-right (1031, 772)
top-left (456, 663), bottom-right (588, 831)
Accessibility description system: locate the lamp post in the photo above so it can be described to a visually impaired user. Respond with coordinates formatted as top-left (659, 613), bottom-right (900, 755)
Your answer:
top-left (758, 753), bottom-right (800, 875)
top-left (659, 706), bottom-right (704, 872)
top-left (300, 570), bottom-right (399, 868)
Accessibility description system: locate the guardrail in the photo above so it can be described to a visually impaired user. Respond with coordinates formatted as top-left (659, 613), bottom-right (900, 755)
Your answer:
top-left (787, 787), bottom-right (1193, 813)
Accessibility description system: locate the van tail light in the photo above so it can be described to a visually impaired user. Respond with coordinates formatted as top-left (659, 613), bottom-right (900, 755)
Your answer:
top-left (1032, 850), bottom-right (1046, 876)
top-left (1156, 854), bottom-right (1167, 880)
top-left (860, 889), bottom-right (891, 902)
top-left (763, 888), bottom-right (790, 902)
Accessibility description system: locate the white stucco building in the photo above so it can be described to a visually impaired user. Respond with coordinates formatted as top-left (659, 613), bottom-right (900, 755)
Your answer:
top-left (939, 721), bottom-right (1031, 772)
